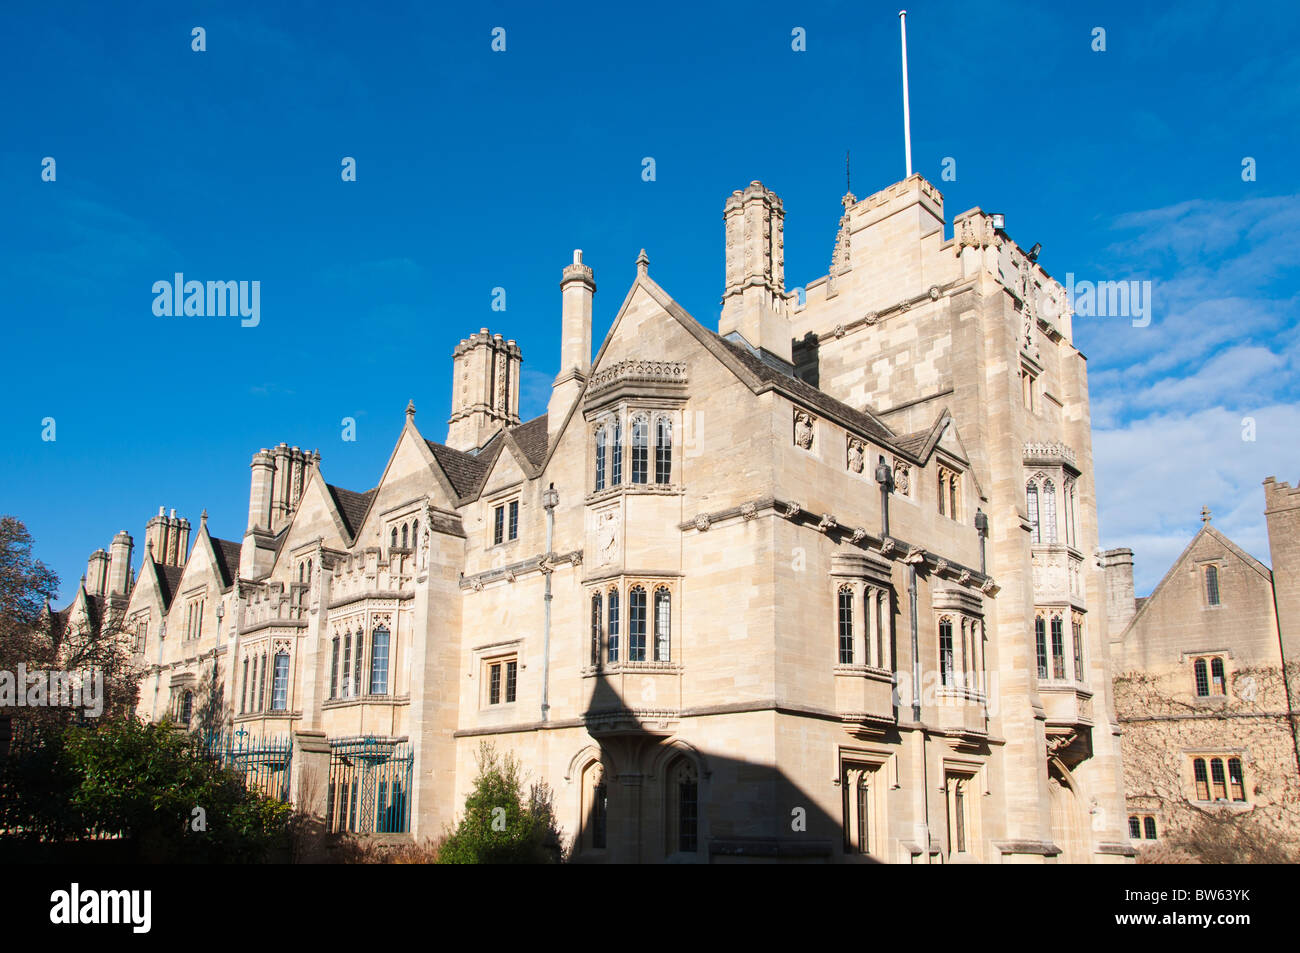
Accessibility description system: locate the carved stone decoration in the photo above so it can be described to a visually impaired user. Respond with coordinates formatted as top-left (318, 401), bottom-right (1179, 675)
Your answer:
top-left (834, 324), bottom-right (846, 339)
top-left (929, 285), bottom-right (941, 300)
top-left (272, 638), bottom-right (293, 655)
top-left (958, 570), bottom-right (972, 586)
top-left (980, 578), bottom-right (997, 595)
top-left (850, 527), bottom-right (867, 544)
top-left (933, 558), bottom-right (949, 575)
top-left (879, 538), bottom-right (897, 556)
top-left (956, 214), bottom-right (1002, 250)
top-left (847, 438), bottom-right (865, 474)
top-left (597, 510), bottom-right (620, 566)
top-left (419, 498), bottom-right (433, 570)
top-left (494, 350), bottom-right (507, 415)
top-left (794, 411), bottom-right (815, 450)
top-left (782, 501), bottom-right (801, 519)
top-left (569, 551), bottom-right (582, 566)
top-left (740, 502), bottom-right (758, 520)
top-left (694, 513), bottom-right (712, 532)
top-left (893, 461), bottom-right (911, 494)
top-left (504, 568), bottom-right (516, 583)
top-left (864, 311), bottom-right (878, 325)
top-left (818, 514), bottom-right (836, 534)
top-left (471, 577), bottom-right (484, 593)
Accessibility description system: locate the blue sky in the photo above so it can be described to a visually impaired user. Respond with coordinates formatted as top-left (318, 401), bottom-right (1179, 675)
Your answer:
top-left (2, 0), bottom-right (1297, 599)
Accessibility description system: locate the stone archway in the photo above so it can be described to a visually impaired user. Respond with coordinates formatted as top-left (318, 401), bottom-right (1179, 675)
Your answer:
top-left (1047, 759), bottom-right (1088, 864)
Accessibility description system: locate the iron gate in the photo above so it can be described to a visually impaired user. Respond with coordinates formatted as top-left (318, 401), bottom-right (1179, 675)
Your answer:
top-left (326, 736), bottom-right (413, 834)
top-left (203, 731), bottom-right (293, 801)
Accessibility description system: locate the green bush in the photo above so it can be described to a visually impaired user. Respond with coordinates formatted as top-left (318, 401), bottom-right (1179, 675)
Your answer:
top-left (436, 742), bottom-right (562, 864)
top-left (2, 717), bottom-right (292, 862)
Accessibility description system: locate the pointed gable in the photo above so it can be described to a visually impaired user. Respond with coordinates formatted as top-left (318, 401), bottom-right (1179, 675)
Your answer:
top-left (327, 484), bottom-right (378, 540)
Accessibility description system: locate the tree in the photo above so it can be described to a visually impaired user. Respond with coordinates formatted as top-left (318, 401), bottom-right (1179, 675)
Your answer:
top-left (437, 741), bottom-right (563, 864)
top-left (0, 516), bottom-right (59, 675)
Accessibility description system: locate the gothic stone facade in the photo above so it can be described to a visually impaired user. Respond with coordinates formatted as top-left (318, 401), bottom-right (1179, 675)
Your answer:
top-left (1106, 487), bottom-right (1300, 852)
top-left (68, 173), bottom-right (1132, 862)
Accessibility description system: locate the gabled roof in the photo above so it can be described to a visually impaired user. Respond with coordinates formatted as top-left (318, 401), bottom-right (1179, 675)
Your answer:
top-left (508, 414), bottom-right (549, 470)
top-left (210, 537), bottom-right (242, 588)
top-left (1119, 523), bottom-right (1273, 638)
top-left (326, 484), bottom-right (378, 540)
top-left (153, 562), bottom-right (185, 610)
top-left (425, 439), bottom-right (495, 499)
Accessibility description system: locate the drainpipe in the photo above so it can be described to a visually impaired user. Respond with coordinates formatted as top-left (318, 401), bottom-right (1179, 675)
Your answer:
top-left (906, 551), bottom-right (929, 860)
top-left (541, 483), bottom-right (560, 723)
top-left (975, 508), bottom-right (988, 575)
top-left (875, 456), bottom-right (894, 538)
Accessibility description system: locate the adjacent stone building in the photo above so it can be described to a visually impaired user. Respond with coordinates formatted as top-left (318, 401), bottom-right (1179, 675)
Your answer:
top-left (1107, 488), bottom-right (1300, 854)
top-left (63, 172), bottom-right (1134, 862)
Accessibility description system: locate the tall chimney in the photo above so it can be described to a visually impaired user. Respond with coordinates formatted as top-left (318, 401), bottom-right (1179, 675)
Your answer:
top-left (720, 181), bottom-right (792, 364)
top-left (548, 249), bottom-right (595, 442)
top-left (446, 329), bottom-right (522, 452)
top-left (86, 549), bottom-right (110, 597)
top-left (247, 450), bottom-right (275, 534)
top-left (107, 530), bottom-right (133, 597)
top-left (1099, 548), bottom-right (1137, 635)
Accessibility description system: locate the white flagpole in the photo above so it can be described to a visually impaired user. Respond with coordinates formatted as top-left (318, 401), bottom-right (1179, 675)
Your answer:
top-left (899, 10), bottom-right (913, 178)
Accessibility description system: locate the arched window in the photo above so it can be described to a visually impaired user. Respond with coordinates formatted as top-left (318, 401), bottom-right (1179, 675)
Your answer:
top-left (180, 690), bottom-right (193, 725)
top-left (1210, 657), bottom-right (1226, 695)
top-left (838, 587), bottom-right (854, 664)
top-left (330, 637), bottom-right (340, 699)
top-left (354, 632), bottom-right (364, 695)
top-left (1072, 616), bottom-right (1084, 682)
top-left (271, 651), bottom-right (290, 711)
top-left (938, 471), bottom-right (947, 517)
top-left (1050, 615), bottom-right (1065, 679)
top-left (1210, 759), bottom-right (1228, 800)
top-left (258, 653), bottom-right (267, 711)
top-left (590, 592), bottom-right (603, 666)
top-left (607, 588), bottom-right (620, 663)
top-left (594, 425), bottom-right (607, 491)
top-left (876, 590), bottom-right (888, 670)
top-left (1194, 658), bottom-right (1209, 696)
top-left (1128, 816), bottom-right (1141, 838)
top-left (582, 761), bottom-right (607, 851)
top-left (1143, 816), bottom-right (1157, 839)
top-left (411, 519), bottom-right (419, 547)
top-left (611, 419), bottom-right (623, 485)
top-left (949, 475), bottom-right (959, 522)
top-left (655, 417), bottom-right (672, 484)
top-left (654, 587), bottom-right (671, 661)
top-left (1026, 482), bottom-right (1040, 543)
top-left (1205, 566), bottom-right (1220, 606)
top-left (1193, 758), bottom-right (1210, 800)
top-left (342, 632), bottom-right (352, 697)
top-left (1042, 480), bottom-right (1058, 543)
top-left (938, 617), bottom-right (954, 686)
top-left (370, 626), bottom-right (390, 695)
top-left (628, 585), bottom-right (647, 661)
top-left (390, 527), bottom-right (398, 549)
top-left (241, 656), bottom-right (249, 713)
top-left (1064, 480), bottom-right (1077, 547)
top-left (669, 758), bottom-right (699, 854)
top-left (402, 524), bottom-right (409, 549)
top-left (1035, 616), bottom-right (1048, 679)
top-left (631, 416), bottom-right (649, 484)
top-left (1228, 758), bottom-right (1246, 801)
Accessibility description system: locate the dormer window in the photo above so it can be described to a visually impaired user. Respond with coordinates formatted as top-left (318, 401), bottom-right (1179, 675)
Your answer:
top-left (937, 465), bottom-right (961, 521)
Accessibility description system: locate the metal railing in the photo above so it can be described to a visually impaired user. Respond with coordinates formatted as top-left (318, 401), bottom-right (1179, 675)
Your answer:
top-left (325, 736), bottom-right (412, 834)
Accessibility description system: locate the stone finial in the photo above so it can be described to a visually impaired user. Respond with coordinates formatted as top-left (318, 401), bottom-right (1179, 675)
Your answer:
top-left (406, 399), bottom-right (417, 421)
top-left (1201, 505), bottom-right (1212, 524)
top-left (636, 249), bottom-right (649, 276)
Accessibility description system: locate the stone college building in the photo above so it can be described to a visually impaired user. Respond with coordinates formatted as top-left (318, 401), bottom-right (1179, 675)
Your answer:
top-left (62, 172), bottom-right (1135, 863)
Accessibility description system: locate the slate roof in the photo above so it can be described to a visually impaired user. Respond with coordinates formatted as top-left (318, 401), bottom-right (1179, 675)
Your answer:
top-left (713, 334), bottom-right (897, 445)
top-left (426, 440), bottom-right (492, 499)
top-left (154, 563), bottom-right (185, 609)
top-left (509, 414), bottom-right (549, 469)
top-left (327, 485), bottom-right (378, 540)
top-left (892, 431), bottom-right (933, 458)
top-left (211, 538), bottom-right (242, 587)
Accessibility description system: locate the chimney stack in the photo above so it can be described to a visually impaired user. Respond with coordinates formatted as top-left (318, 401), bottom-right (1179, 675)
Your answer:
top-left (720, 181), bottom-right (792, 364)
top-left (1099, 548), bottom-right (1137, 635)
top-left (107, 530), bottom-right (133, 598)
top-left (548, 249), bottom-right (595, 443)
top-left (86, 549), bottom-right (109, 598)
